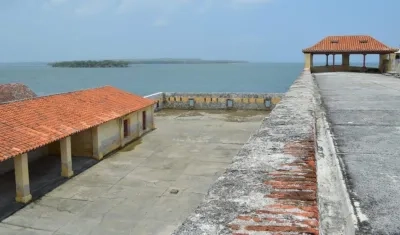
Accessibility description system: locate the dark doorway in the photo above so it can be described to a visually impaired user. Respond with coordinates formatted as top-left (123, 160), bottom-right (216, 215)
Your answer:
top-left (123, 119), bottom-right (129, 137)
top-left (142, 111), bottom-right (146, 130)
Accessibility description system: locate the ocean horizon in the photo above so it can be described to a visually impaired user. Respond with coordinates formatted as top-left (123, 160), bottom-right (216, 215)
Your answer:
top-left (0, 61), bottom-right (379, 96)
top-left (0, 62), bottom-right (304, 96)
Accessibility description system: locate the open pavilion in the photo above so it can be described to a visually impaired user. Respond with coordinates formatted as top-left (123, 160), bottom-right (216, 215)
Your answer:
top-left (302, 35), bottom-right (398, 73)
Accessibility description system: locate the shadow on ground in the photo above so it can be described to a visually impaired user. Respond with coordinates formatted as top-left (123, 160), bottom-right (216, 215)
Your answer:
top-left (0, 156), bottom-right (97, 221)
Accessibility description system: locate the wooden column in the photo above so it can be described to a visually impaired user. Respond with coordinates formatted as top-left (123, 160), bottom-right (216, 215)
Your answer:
top-left (333, 54), bottom-right (335, 71)
top-left (325, 54), bottom-right (329, 66)
top-left (342, 53), bottom-right (350, 71)
top-left (14, 153), bottom-right (32, 203)
top-left (363, 54), bottom-right (366, 68)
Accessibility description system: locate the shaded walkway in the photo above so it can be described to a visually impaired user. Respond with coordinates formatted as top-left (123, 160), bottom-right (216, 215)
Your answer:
top-left (316, 72), bottom-right (400, 234)
top-left (0, 156), bottom-right (97, 221)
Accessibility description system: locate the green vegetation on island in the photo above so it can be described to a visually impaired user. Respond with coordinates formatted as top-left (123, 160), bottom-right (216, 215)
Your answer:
top-left (126, 59), bottom-right (248, 64)
top-left (49, 59), bottom-right (248, 68)
top-left (49, 60), bottom-right (129, 68)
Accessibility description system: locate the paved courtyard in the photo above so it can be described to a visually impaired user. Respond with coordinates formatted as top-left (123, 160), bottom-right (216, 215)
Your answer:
top-left (0, 109), bottom-right (267, 235)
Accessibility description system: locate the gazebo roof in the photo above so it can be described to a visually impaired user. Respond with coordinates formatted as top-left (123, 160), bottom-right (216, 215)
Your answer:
top-left (302, 35), bottom-right (397, 54)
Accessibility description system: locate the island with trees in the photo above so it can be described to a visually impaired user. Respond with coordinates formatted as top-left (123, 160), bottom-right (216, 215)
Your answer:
top-left (49, 60), bottom-right (129, 68)
top-left (49, 59), bottom-right (248, 68)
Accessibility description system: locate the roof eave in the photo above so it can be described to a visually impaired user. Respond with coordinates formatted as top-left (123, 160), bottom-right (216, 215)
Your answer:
top-left (302, 49), bottom-right (398, 54)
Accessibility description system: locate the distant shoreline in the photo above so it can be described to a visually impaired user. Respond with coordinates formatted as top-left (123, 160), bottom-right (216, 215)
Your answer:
top-left (48, 59), bottom-right (249, 68)
top-left (49, 60), bottom-right (129, 68)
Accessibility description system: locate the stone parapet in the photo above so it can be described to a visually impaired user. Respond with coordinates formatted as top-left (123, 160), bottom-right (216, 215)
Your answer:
top-left (172, 71), bottom-right (320, 235)
top-left (144, 92), bottom-right (283, 111)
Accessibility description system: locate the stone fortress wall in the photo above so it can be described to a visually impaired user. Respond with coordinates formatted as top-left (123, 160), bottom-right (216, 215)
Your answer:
top-left (144, 92), bottom-right (283, 111)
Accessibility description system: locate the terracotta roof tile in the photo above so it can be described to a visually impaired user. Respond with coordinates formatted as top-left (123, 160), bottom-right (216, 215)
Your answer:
top-left (0, 86), bottom-right (155, 162)
top-left (302, 35), bottom-right (397, 54)
top-left (0, 83), bottom-right (37, 103)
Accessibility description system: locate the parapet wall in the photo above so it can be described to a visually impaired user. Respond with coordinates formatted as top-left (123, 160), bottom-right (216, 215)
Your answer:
top-left (144, 92), bottom-right (283, 111)
top-left (144, 92), bottom-right (164, 111)
top-left (172, 71), bottom-right (321, 234)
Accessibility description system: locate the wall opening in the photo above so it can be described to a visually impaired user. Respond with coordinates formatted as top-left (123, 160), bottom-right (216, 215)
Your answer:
top-left (123, 119), bottom-right (129, 138)
top-left (71, 129), bottom-right (93, 157)
top-left (264, 99), bottom-right (271, 108)
top-left (312, 54), bottom-right (328, 66)
top-left (226, 99), bottom-right (233, 108)
top-left (188, 98), bottom-right (195, 107)
top-left (142, 111), bottom-right (146, 130)
top-left (330, 54), bottom-right (342, 65)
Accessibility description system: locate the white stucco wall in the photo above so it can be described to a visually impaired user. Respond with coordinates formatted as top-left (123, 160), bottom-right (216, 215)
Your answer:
top-left (93, 106), bottom-right (155, 158)
top-left (121, 111), bottom-right (139, 146)
top-left (97, 118), bottom-right (121, 156)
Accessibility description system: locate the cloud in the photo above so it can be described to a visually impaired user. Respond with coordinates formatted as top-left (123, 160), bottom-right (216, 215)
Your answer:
top-left (42, 0), bottom-right (272, 19)
top-left (42, 0), bottom-right (68, 10)
top-left (115, 0), bottom-right (135, 14)
top-left (231, 0), bottom-right (272, 3)
top-left (152, 19), bottom-right (169, 27)
top-left (115, 0), bottom-right (191, 13)
top-left (49, 0), bottom-right (68, 4)
top-left (74, 0), bottom-right (112, 16)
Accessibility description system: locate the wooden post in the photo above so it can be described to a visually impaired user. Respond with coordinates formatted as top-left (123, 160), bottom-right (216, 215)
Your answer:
top-left (333, 54), bottom-right (335, 71)
top-left (325, 54), bottom-right (329, 66)
top-left (363, 54), bottom-right (366, 68)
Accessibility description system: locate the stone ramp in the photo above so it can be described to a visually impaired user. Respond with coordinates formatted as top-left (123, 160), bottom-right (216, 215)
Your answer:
top-left (173, 71), bottom-right (320, 235)
top-left (315, 72), bottom-right (400, 235)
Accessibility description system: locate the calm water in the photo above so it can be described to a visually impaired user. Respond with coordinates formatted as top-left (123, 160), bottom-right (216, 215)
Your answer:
top-left (0, 63), bottom-right (303, 96)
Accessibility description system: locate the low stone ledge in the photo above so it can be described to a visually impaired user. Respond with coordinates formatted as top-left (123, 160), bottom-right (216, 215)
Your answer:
top-left (172, 71), bottom-right (319, 235)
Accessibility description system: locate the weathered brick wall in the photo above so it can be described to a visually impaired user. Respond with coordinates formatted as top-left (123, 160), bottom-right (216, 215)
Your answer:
top-left (173, 71), bottom-right (319, 235)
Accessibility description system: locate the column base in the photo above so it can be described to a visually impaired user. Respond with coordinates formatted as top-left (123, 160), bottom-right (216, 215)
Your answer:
top-left (16, 194), bottom-right (32, 204)
top-left (61, 169), bottom-right (74, 178)
top-left (93, 154), bottom-right (103, 161)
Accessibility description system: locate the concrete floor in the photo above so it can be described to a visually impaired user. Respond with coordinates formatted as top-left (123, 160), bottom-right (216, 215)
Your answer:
top-left (316, 72), bottom-right (400, 234)
top-left (0, 109), bottom-right (267, 235)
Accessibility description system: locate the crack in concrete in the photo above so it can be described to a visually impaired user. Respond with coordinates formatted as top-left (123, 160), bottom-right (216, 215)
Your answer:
top-left (1, 221), bottom-right (54, 232)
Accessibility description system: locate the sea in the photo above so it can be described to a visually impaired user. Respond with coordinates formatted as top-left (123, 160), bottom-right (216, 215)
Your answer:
top-left (0, 63), bottom-right (304, 96)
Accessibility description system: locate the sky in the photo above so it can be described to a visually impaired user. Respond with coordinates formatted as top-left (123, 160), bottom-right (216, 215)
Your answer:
top-left (0, 0), bottom-right (399, 63)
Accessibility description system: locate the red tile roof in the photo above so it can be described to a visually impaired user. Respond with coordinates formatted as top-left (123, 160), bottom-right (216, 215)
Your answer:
top-left (302, 35), bottom-right (397, 54)
top-left (0, 86), bottom-right (155, 162)
top-left (0, 83), bottom-right (37, 103)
